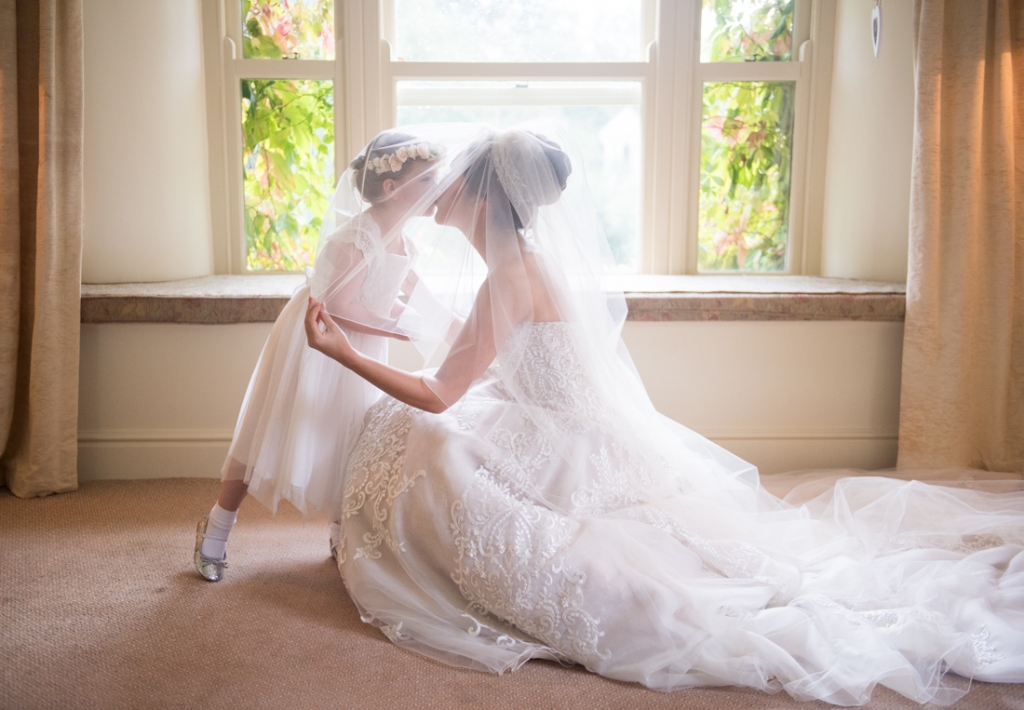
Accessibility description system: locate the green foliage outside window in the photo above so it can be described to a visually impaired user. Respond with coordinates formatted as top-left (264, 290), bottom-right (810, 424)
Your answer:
top-left (701, 0), bottom-right (793, 63)
top-left (242, 0), bottom-right (334, 60)
top-left (698, 1), bottom-right (795, 272)
top-left (699, 81), bottom-right (794, 272)
top-left (241, 79), bottom-right (334, 271)
top-left (235, 0), bottom-right (797, 272)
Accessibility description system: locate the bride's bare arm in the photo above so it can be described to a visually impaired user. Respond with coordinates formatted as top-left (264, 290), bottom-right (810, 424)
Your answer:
top-left (400, 269), bottom-right (465, 346)
top-left (305, 298), bottom-right (447, 413)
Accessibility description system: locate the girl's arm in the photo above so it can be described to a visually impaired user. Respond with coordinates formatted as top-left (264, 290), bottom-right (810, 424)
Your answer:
top-left (306, 298), bottom-right (447, 413)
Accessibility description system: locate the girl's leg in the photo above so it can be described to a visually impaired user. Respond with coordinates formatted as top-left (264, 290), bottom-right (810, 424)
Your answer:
top-left (195, 459), bottom-right (249, 580)
top-left (217, 476), bottom-right (249, 512)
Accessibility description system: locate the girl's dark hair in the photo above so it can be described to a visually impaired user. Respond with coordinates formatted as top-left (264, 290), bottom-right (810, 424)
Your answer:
top-left (350, 130), bottom-right (420, 203)
top-left (464, 132), bottom-right (572, 230)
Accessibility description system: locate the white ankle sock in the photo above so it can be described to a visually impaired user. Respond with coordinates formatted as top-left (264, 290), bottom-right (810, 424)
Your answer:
top-left (200, 503), bottom-right (237, 559)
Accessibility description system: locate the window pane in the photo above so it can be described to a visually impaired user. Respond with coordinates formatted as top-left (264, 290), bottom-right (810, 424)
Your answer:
top-left (397, 82), bottom-right (642, 271)
top-left (242, 79), bottom-right (334, 271)
top-left (700, 0), bottom-right (793, 63)
top-left (242, 0), bottom-right (334, 60)
top-left (394, 0), bottom-right (643, 62)
top-left (699, 81), bottom-right (793, 272)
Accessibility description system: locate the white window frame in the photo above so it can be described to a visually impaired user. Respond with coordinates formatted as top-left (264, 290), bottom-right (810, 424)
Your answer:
top-left (202, 0), bottom-right (835, 276)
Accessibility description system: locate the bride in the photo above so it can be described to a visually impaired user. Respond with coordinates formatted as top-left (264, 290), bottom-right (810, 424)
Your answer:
top-left (304, 123), bottom-right (1024, 706)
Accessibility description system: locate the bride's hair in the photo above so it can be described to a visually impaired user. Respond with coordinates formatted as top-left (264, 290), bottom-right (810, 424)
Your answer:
top-left (350, 130), bottom-right (434, 204)
top-left (463, 131), bottom-right (573, 230)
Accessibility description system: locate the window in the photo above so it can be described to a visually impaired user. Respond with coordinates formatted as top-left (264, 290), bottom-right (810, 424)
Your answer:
top-left (202, 0), bottom-right (833, 275)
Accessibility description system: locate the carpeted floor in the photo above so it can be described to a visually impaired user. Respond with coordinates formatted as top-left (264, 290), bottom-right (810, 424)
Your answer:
top-left (1, 479), bottom-right (1021, 710)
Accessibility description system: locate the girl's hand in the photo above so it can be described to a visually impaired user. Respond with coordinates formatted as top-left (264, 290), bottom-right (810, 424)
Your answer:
top-left (305, 297), bottom-right (356, 365)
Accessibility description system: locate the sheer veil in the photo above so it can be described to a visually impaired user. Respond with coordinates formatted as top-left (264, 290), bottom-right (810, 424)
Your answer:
top-left (332, 122), bottom-right (1024, 704)
top-left (310, 130), bottom-right (451, 338)
top-left (374, 122), bottom-right (758, 507)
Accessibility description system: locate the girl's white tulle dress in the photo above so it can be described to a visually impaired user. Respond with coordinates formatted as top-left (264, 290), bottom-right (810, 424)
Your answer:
top-left (222, 213), bottom-right (413, 515)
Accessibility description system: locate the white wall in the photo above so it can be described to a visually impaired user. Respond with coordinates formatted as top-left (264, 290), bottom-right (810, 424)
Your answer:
top-left (75, 1), bottom-right (913, 481)
top-left (820, 0), bottom-right (915, 282)
top-left (78, 321), bottom-right (902, 480)
top-left (82, 0), bottom-right (213, 283)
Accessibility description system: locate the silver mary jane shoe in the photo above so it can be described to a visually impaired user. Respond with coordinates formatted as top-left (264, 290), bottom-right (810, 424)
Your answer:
top-left (194, 515), bottom-right (229, 582)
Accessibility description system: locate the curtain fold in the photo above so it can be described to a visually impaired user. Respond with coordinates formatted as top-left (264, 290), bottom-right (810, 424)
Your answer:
top-left (0, 0), bottom-right (84, 497)
top-left (898, 0), bottom-right (1023, 472)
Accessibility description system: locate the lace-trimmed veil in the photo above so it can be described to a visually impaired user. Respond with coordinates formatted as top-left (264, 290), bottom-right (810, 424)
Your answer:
top-left (309, 130), bottom-right (452, 337)
top-left (385, 122), bottom-right (758, 507)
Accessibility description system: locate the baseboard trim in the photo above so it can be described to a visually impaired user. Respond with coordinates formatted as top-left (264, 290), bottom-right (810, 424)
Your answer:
top-left (78, 426), bottom-right (897, 445)
top-left (77, 427), bottom-right (899, 479)
top-left (701, 427), bottom-right (897, 441)
top-left (78, 428), bottom-right (234, 443)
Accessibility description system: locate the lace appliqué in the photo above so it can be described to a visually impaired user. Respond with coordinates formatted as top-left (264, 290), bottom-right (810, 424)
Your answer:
top-left (503, 324), bottom-right (601, 427)
top-left (618, 504), bottom-right (799, 603)
top-left (491, 134), bottom-right (534, 228)
top-left (450, 476), bottom-right (610, 666)
top-left (969, 626), bottom-right (1006, 669)
top-left (339, 214), bottom-right (409, 318)
top-left (569, 440), bottom-right (661, 518)
top-left (338, 397), bottom-right (421, 563)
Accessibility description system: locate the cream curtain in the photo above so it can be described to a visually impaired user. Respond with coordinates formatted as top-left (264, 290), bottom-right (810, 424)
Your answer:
top-left (898, 0), bottom-right (1023, 472)
top-left (0, 0), bottom-right (84, 497)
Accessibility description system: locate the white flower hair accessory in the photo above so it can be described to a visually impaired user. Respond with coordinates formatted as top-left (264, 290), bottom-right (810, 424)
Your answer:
top-left (370, 142), bottom-right (445, 175)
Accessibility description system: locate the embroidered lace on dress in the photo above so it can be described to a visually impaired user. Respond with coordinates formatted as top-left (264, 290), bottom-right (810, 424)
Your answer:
top-left (336, 320), bottom-right (1024, 699)
top-left (338, 213), bottom-right (410, 317)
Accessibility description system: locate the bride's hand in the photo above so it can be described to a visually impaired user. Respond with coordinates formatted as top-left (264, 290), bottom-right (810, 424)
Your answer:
top-left (305, 297), bottom-right (356, 366)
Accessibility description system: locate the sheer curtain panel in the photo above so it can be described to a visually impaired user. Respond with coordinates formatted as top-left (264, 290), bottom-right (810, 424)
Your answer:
top-left (0, 0), bottom-right (84, 497)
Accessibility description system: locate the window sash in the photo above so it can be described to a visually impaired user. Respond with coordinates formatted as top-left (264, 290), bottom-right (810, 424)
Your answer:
top-left (204, 0), bottom-right (831, 276)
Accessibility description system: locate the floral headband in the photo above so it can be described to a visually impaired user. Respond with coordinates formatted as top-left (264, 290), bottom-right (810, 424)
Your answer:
top-left (369, 143), bottom-right (445, 175)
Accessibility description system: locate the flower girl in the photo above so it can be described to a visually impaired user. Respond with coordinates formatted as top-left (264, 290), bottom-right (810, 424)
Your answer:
top-left (194, 130), bottom-right (445, 581)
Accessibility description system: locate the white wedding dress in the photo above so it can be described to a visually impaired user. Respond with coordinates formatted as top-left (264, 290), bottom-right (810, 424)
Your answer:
top-left (335, 321), bottom-right (1024, 706)
top-left (309, 124), bottom-right (1024, 706)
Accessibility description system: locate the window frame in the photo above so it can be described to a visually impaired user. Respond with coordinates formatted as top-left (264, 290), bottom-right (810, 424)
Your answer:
top-left (202, 0), bottom-right (835, 276)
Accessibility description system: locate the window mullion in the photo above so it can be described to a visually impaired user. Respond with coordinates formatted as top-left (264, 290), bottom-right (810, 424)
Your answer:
top-left (796, 0), bottom-right (836, 276)
top-left (678, 0), bottom-right (702, 275)
top-left (647, 0), bottom-right (698, 275)
top-left (695, 62), bottom-right (802, 83)
top-left (397, 84), bottom-right (642, 106)
top-left (787, 47), bottom-right (812, 275)
top-left (390, 62), bottom-right (649, 80)
top-left (232, 59), bottom-right (335, 80)
top-left (222, 28), bottom-right (244, 274)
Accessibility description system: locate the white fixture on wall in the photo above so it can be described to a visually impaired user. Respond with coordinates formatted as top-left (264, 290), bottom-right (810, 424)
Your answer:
top-left (872, 0), bottom-right (882, 58)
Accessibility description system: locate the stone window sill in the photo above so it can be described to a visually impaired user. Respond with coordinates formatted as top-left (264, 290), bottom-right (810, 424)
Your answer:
top-left (80, 275), bottom-right (906, 324)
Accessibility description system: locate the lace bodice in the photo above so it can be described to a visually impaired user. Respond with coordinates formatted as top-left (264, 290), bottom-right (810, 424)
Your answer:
top-left (313, 212), bottom-right (412, 318)
top-left (500, 322), bottom-right (600, 419)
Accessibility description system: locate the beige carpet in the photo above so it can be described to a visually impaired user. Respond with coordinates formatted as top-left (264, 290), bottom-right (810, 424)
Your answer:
top-left (1, 479), bottom-right (1021, 710)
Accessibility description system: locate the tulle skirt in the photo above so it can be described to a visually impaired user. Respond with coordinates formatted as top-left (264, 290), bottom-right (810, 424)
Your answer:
top-left (336, 382), bottom-right (1024, 706)
top-left (222, 283), bottom-right (385, 515)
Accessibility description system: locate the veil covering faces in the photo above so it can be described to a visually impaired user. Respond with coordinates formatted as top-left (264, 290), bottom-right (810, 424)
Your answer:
top-left (310, 130), bottom-right (447, 340)
top-left (332, 122), bottom-right (1024, 705)
top-left (323, 122), bottom-right (752, 491)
